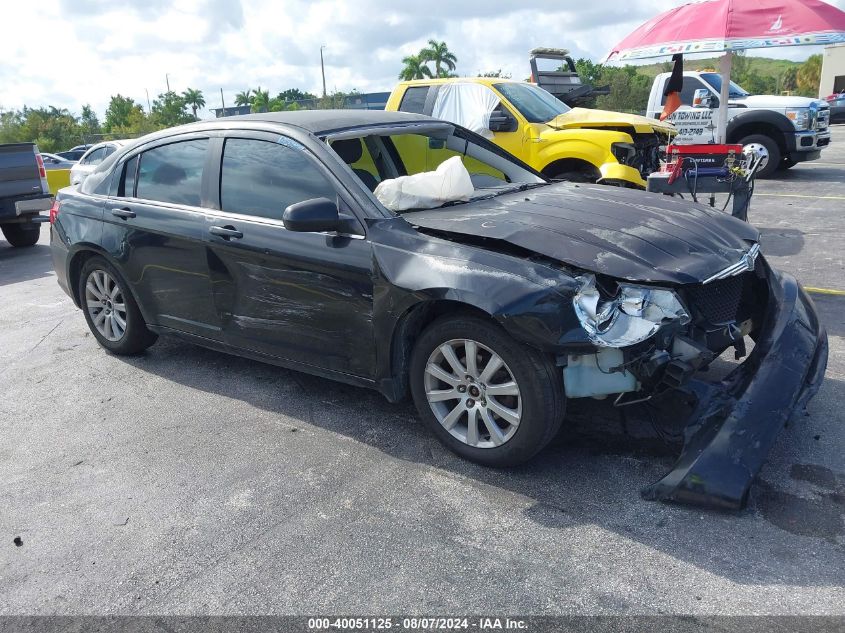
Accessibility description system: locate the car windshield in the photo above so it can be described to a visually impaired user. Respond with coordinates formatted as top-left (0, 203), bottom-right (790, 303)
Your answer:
top-left (327, 124), bottom-right (546, 212)
top-left (700, 73), bottom-right (750, 98)
top-left (493, 82), bottom-right (570, 123)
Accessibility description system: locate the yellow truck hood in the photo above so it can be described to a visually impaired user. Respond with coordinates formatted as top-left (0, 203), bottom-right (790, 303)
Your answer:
top-left (547, 108), bottom-right (676, 135)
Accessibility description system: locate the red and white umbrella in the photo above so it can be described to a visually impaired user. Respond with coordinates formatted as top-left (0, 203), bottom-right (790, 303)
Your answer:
top-left (604, 0), bottom-right (845, 142)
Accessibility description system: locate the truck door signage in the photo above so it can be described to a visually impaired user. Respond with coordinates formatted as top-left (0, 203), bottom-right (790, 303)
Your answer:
top-left (668, 108), bottom-right (714, 142)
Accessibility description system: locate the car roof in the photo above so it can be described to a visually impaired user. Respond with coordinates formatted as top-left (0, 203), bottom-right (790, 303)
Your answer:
top-left (139, 110), bottom-right (434, 140)
top-left (396, 77), bottom-right (523, 88)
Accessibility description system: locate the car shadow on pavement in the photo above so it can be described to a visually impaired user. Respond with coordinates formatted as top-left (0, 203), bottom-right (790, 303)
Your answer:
top-left (812, 294), bottom-right (845, 338)
top-left (757, 227), bottom-right (805, 257)
top-left (772, 166), bottom-right (845, 184)
top-left (119, 336), bottom-right (845, 589)
top-left (0, 243), bottom-right (55, 287)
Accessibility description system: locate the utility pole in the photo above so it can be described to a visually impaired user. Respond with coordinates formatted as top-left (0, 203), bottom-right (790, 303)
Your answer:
top-left (145, 88), bottom-right (151, 112)
top-left (320, 45), bottom-right (327, 97)
top-left (220, 88), bottom-right (225, 117)
top-left (166, 74), bottom-right (171, 93)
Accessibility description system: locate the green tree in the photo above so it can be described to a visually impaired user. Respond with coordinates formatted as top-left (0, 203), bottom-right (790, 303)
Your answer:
top-left (780, 66), bottom-right (798, 94)
top-left (250, 87), bottom-right (270, 112)
top-left (181, 88), bottom-right (206, 118)
top-left (480, 69), bottom-right (511, 78)
top-left (594, 66), bottom-right (652, 114)
top-left (421, 39), bottom-right (457, 78)
top-left (276, 88), bottom-right (317, 103)
top-left (797, 54), bottom-right (822, 97)
top-left (399, 54), bottom-right (433, 80)
top-left (234, 90), bottom-right (252, 106)
top-left (150, 91), bottom-right (193, 127)
top-left (104, 94), bottom-right (142, 131)
top-left (80, 104), bottom-right (101, 138)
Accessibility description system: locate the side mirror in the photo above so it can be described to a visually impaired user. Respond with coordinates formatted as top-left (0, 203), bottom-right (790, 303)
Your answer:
top-left (283, 197), bottom-right (360, 235)
top-left (489, 110), bottom-right (517, 132)
top-left (692, 88), bottom-right (716, 109)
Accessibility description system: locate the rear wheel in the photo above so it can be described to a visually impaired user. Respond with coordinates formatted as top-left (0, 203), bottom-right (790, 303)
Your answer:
top-left (410, 316), bottom-right (565, 467)
top-left (1, 222), bottom-right (41, 247)
top-left (78, 256), bottom-right (157, 355)
top-left (738, 134), bottom-right (781, 179)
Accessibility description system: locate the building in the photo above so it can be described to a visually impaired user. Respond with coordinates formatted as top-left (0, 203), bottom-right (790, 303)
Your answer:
top-left (820, 43), bottom-right (845, 97)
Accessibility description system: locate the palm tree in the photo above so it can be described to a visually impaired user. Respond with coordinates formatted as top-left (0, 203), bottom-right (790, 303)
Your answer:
top-left (234, 89), bottom-right (252, 106)
top-left (399, 54), bottom-right (434, 81)
top-left (182, 88), bottom-right (205, 118)
top-left (421, 39), bottom-right (457, 78)
top-left (251, 87), bottom-right (270, 112)
top-left (796, 54), bottom-right (822, 97)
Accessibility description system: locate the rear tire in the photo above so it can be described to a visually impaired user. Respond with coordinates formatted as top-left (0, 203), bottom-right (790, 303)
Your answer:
top-left (1, 222), bottom-right (41, 247)
top-left (410, 315), bottom-right (565, 467)
top-left (78, 256), bottom-right (158, 355)
top-left (738, 134), bottom-right (781, 179)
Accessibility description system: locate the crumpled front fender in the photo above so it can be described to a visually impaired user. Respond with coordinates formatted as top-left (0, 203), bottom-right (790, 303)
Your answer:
top-left (642, 267), bottom-right (828, 510)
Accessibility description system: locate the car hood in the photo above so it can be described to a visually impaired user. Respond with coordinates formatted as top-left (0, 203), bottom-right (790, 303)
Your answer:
top-left (402, 183), bottom-right (760, 285)
top-left (547, 107), bottom-right (676, 135)
top-left (732, 95), bottom-right (825, 109)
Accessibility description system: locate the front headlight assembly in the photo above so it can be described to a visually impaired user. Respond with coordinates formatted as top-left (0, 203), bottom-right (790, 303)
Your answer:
top-left (785, 107), bottom-right (811, 131)
top-left (573, 275), bottom-right (690, 348)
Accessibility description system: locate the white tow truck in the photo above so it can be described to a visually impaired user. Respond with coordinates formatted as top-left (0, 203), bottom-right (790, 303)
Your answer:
top-left (647, 70), bottom-right (831, 177)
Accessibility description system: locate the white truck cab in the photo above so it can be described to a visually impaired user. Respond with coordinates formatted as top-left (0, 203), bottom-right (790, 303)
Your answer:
top-left (647, 71), bottom-right (831, 177)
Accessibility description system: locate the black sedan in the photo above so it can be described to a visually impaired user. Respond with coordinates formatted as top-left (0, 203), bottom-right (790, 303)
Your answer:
top-left (50, 110), bottom-right (827, 509)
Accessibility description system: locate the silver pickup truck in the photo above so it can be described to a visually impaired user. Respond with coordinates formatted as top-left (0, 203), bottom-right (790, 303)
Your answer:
top-left (0, 143), bottom-right (53, 247)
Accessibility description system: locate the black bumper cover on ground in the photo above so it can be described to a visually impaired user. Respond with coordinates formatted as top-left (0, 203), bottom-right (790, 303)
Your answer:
top-left (641, 267), bottom-right (829, 510)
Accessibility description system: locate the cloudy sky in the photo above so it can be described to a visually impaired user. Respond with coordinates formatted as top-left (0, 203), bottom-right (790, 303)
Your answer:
top-left (2, 0), bottom-right (843, 118)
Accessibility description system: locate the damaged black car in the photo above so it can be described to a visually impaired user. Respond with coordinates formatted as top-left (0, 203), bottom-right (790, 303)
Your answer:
top-left (50, 110), bottom-right (828, 509)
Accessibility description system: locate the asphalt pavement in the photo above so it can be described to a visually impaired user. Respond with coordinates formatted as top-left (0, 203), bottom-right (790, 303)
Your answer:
top-left (1, 128), bottom-right (843, 616)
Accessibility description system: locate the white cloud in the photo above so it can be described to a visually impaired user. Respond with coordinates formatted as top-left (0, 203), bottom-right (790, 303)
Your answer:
top-left (1, 0), bottom-right (843, 118)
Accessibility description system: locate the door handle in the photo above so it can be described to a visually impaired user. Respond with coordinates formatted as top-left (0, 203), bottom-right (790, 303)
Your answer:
top-left (110, 207), bottom-right (136, 219)
top-left (209, 225), bottom-right (243, 240)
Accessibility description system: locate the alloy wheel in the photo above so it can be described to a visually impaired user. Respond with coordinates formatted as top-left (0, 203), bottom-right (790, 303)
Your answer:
top-left (85, 269), bottom-right (127, 342)
top-left (423, 338), bottom-right (522, 449)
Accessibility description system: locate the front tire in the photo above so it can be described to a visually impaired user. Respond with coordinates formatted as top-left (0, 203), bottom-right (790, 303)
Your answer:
top-left (78, 256), bottom-right (158, 355)
top-left (410, 316), bottom-right (565, 467)
top-left (739, 134), bottom-right (781, 179)
top-left (1, 222), bottom-right (41, 247)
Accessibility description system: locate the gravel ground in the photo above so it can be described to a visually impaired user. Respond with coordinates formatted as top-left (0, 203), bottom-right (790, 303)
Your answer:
top-left (0, 127), bottom-right (843, 616)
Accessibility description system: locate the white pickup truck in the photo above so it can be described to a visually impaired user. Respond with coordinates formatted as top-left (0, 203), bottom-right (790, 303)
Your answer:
top-left (647, 71), bottom-right (831, 177)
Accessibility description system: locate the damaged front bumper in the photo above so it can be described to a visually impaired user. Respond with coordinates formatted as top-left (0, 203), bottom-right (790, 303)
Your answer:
top-left (641, 267), bottom-right (828, 510)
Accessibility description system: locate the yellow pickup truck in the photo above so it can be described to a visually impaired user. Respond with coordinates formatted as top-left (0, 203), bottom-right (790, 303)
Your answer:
top-left (385, 78), bottom-right (675, 188)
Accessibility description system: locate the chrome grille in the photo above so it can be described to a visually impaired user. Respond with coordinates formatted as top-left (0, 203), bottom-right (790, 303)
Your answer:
top-left (816, 108), bottom-right (830, 131)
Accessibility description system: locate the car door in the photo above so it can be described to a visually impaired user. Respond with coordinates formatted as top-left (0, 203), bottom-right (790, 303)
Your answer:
top-left (663, 77), bottom-right (718, 144)
top-left (203, 133), bottom-right (376, 378)
top-left (101, 135), bottom-right (223, 340)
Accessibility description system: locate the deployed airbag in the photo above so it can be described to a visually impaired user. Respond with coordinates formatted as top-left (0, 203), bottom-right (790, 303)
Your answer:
top-left (374, 156), bottom-right (474, 211)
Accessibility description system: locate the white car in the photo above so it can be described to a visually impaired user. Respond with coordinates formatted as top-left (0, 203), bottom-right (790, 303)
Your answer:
top-left (70, 140), bottom-right (133, 186)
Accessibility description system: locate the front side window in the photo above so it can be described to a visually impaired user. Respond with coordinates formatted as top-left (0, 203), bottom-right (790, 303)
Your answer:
top-left (136, 139), bottom-right (208, 207)
top-left (328, 124), bottom-right (545, 212)
top-left (220, 138), bottom-right (337, 220)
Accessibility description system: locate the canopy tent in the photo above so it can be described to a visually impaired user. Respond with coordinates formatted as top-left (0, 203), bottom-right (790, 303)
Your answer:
top-left (604, 0), bottom-right (845, 142)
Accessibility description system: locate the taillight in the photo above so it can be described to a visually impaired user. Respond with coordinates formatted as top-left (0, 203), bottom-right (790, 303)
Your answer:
top-left (49, 199), bottom-right (61, 224)
top-left (35, 153), bottom-right (47, 179)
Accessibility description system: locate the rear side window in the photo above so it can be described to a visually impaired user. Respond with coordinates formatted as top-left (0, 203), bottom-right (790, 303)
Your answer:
top-left (398, 86), bottom-right (430, 114)
top-left (83, 147), bottom-right (106, 165)
top-left (120, 155), bottom-right (139, 197)
top-left (220, 138), bottom-right (337, 220)
top-left (136, 139), bottom-right (208, 206)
